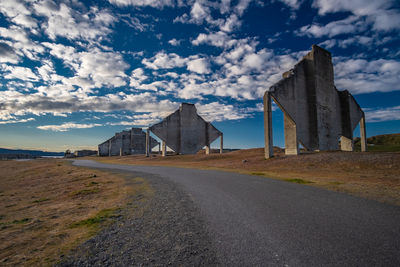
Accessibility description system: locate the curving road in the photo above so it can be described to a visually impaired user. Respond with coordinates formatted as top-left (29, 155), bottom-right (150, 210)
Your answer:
top-left (73, 160), bottom-right (400, 266)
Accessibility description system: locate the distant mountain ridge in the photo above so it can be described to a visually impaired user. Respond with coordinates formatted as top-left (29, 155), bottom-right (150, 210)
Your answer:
top-left (0, 148), bottom-right (64, 157)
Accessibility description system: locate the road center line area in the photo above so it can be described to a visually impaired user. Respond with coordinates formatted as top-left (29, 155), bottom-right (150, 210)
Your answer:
top-left (69, 160), bottom-right (400, 266)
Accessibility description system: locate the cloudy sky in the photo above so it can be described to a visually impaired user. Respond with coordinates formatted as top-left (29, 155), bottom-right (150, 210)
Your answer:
top-left (1, 0), bottom-right (400, 152)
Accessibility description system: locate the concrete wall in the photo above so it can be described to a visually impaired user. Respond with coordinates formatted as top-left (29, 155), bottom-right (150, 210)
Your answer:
top-left (265, 45), bottom-right (366, 157)
top-left (98, 127), bottom-right (159, 156)
top-left (149, 103), bottom-right (222, 155)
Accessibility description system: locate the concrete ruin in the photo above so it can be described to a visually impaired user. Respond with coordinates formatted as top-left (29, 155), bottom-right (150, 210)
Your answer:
top-left (264, 45), bottom-right (367, 158)
top-left (148, 103), bottom-right (223, 156)
top-left (74, 150), bottom-right (97, 157)
top-left (98, 127), bottom-right (159, 156)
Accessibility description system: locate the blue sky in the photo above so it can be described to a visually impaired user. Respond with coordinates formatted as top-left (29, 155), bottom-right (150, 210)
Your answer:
top-left (0, 0), bottom-right (400, 152)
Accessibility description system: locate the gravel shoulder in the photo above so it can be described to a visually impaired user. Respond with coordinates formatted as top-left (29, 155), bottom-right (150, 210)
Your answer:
top-left (58, 168), bottom-right (219, 266)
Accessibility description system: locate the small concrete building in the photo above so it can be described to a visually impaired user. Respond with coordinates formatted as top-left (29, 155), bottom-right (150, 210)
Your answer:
top-left (74, 150), bottom-right (97, 157)
top-left (264, 45), bottom-right (367, 158)
top-left (98, 128), bottom-right (159, 156)
top-left (148, 103), bottom-right (223, 156)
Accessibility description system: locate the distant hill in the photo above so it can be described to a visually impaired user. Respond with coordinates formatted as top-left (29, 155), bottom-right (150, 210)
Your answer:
top-left (0, 148), bottom-right (64, 157)
top-left (354, 133), bottom-right (400, 152)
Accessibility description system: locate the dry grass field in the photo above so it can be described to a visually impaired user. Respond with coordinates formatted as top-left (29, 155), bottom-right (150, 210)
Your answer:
top-left (0, 159), bottom-right (151, 266)
top-left (95, 148), bottom-right (400, 206)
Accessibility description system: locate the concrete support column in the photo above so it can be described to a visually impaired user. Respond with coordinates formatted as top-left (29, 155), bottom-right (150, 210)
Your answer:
top-left (220, 134), bottom-right (223, 154)
top-left (360, 115), bottom-right (367, 152)
top-left (340, 136), bottom-right (354, 151)
top-left (205, 145), bottom-right (210, 155)
top-left (108, 140), bottom-right (111, 157)
top-left (158, 143), bottom-right (161, 154)
top-left (119, 147), bottom-right (122, 157)
top-left (161, 140), bottom-right (166, 157)
top-left (284, 112), bottom-right (299, 155)
top-left (264, 92), bottom-right (273, 158)
top-left (145, 129), bottom-right (150, 157)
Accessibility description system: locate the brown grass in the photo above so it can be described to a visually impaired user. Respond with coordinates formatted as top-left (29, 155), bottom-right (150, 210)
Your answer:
top-left (0, 159), bottom-right (151, 266)
top-left (93, 148), bottom-right (400, 206)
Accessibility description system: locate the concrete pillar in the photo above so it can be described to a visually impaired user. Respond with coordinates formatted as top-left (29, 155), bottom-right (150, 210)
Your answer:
top-left (108, 140), bottom-right (111, 157)
top-left (119, 147), bottom-right (122, 156)
top-left (264, 92), bottom-right (273, 158)
top-left (205, 145), bottom-right (210, 155)
top-left (340, 136), bottom-right (353, 151)
top-left (360, 115), bottom-right (367, 152)
top-left (145, 129), bottom-right (150, 157)
top-left (284, 112), bottom-right (299, 155)
top-left (220, 134), bottom-right (223, 154)
top-left (161, 140), bottom-right (166, 157)
top-left (158, 143), bottom-right (161, 154)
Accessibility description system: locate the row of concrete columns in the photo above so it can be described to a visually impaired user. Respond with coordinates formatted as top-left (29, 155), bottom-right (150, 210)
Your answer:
top-left (145, 129), bottom-right (223, 157)
top-left (264, 92), bottom-right (368, 159)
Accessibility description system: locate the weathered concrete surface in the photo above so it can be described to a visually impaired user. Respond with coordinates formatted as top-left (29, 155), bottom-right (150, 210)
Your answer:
top-left (265, 45), bottom-right (367, 158)
top-left (149, 103), bottom-right (223, 155)
top-left (98, 128), bottom-right (159, 156)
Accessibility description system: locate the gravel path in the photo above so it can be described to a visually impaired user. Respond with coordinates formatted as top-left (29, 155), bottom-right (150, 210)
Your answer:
top-left (58, 169), bottom-right (219, 266)
top-left (67, 160), bottom-right (400, 267)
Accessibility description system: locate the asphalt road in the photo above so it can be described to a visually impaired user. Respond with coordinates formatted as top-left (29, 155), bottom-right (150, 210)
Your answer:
top-left (73, 160), bottom-right (400, 266)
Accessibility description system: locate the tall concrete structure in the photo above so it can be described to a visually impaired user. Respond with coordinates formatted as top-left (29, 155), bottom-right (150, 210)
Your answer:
top-left (98, 127), bottom-right (159, 156)
top-left (264, 45), bottom-right (367, 158)
top-left (149, 103), bottom-right (223, 156)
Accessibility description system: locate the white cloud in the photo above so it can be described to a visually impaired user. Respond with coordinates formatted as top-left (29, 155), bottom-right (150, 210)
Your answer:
top-left (364, 106), bottom-right (400, 122)
top-left (1, 65), bottom-right (39, 81)
top-left (220, 14), bottom-right (241, 32)
top-left (37, 122), bottom-right (103, 132)
top-left (108, 0), bottom-right (175, 8)
top-left (0, 118), bottom-right (35, 125)
top-left (334, 58), bottom-right (400, 94)
top-left (192, 31), bottom-right (235, 48)
top-left (190, 2), bottom-right (209, 24)
top-left (187, 58), bottom-right (211, 74)
top-left (33, 1), bottom-right (115, 42)
top-left (197, 101), bottom-right (255, 122)
top-left (168, 38), bottom-right (181, 46)
top-left (278, 0), bottom-right (303, 9)
top-left (312, 0), bottom-right (400, 31)
top-left (298, 16), bottom-right (366, 37)
top-left (0, 42), bottom-right (19, 64)
top-left (142, 52), bottom-right (187, 69)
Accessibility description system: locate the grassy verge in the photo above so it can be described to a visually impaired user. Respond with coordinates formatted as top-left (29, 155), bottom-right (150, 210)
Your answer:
top-left (0, 159), bottom-right (151, 266)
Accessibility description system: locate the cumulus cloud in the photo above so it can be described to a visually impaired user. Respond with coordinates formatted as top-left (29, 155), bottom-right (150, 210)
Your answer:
top-left (334, 58), bottom-right (400, 94)
top-left (278, 0), bottom-right (303, 9)
top-left (37, 122), bottom-right (103, 132)
top-left (298, 16), bottom-right (366, 37)
top-left (192, 31), bottom-right (235, 48)
top-left (0, 42), bottom-right (19, 64)
top-left (197, 101), bottom-right (253, 122)
top-left (168, 38), bottom-right (181, 46)
top-left (187, 58), bottom-right (211, 74)
top-left (312, 0), bottom-right (400, 31)
top-left (364, 106), bottom-right (400, 122)
top-left (142, 52), bottom-right (187, 69)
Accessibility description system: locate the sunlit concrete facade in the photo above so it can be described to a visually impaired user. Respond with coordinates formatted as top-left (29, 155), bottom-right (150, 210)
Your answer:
top-left (264, 45), bottom-right (367, 158)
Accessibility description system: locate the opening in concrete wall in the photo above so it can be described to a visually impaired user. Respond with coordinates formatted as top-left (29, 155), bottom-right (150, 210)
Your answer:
top-left (271, 99), bottom-right (285, 149)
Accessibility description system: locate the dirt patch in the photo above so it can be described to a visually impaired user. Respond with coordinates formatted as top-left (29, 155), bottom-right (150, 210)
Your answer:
top-left (93, 149), bottom-right (400, 206)
top-left (0, 159), bottom-right (150, 266)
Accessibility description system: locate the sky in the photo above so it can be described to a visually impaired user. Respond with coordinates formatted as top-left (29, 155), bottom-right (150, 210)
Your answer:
top-left (0, 0), bottom-right (400, 152)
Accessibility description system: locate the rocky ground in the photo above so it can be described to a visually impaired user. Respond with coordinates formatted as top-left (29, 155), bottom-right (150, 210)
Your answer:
top-left (57, 169), bottom-right (219, 266)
